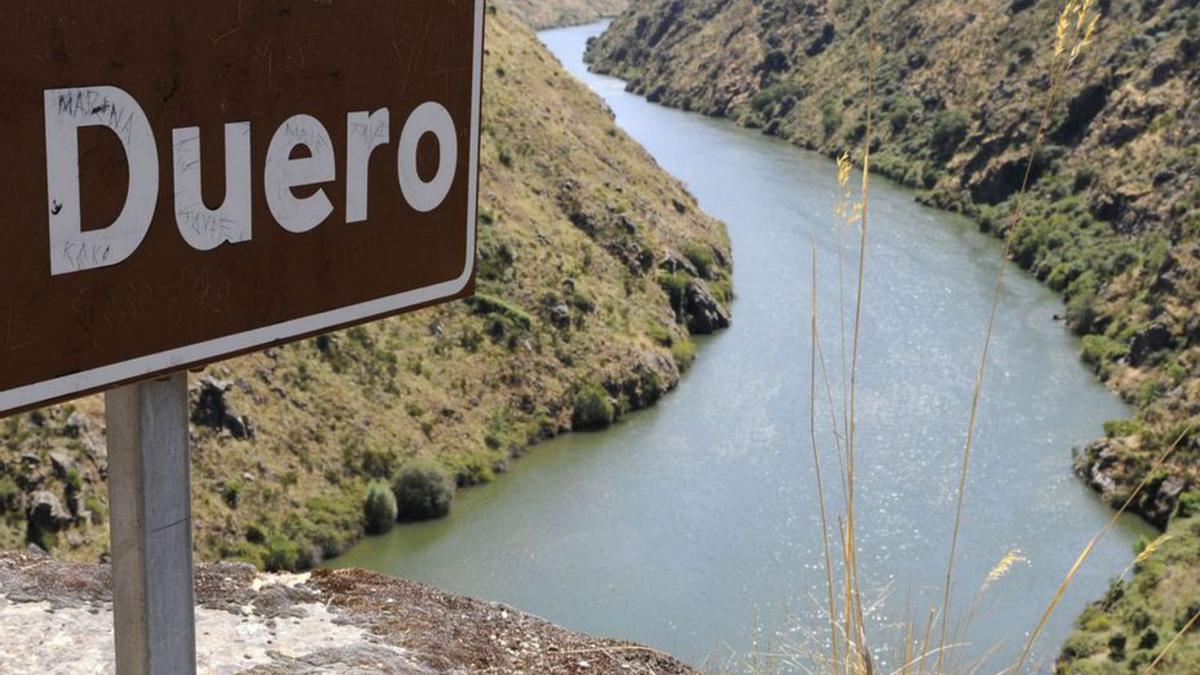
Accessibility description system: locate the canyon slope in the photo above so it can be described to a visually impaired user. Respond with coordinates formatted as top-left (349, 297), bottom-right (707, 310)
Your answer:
top-left (588, 0), bottom-right (1200, 670)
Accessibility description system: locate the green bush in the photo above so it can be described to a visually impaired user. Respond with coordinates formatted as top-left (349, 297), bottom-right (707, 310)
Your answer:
top-left (0, 477), bottom-right (18, 515)
top-left (363, 481), bottom-right (398, 534)
top-left (1061, 632), bottom-right (1104, 660)
top-left (1176, 491), bottom-right (1200, 519)
top-left (1081, 335), bottom-right (1127, 371)
top-left (1103, 419), bottom-right (1142, 438)
top-left (262, 533), bottom-right (300, 572)
top-left (931, 109), bottom-right (970, 161)
top-left (221, 480), bottom-right (242, 509)
top-left (682, 243), bottom-right (716, 279)
top-left (392, 461), bottom-right (455, 521)
top-left (671, 339), bottom-right (697, 371)
top-left (572, 384), bottom-right (615, 430)
top-left (467, 293), bottom-right (533, 329)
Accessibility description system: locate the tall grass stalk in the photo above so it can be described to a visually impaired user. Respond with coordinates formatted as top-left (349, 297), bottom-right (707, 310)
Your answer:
top-left (934, 1), bottom-right (1101, 672)
top-left (812, 244), bottom-right (842, 670)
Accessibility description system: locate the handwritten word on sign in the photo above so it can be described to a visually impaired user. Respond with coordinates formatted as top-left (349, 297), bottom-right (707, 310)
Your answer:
top-left (0, 0), bottom-right (484, 414)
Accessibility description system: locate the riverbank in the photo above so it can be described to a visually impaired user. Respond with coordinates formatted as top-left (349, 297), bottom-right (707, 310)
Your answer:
top-left (0, 550), bottom-right (692, 674)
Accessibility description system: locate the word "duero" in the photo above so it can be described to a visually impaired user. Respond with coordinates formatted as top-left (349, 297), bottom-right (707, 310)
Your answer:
top-left (45, 86), bottom-right (458, 276)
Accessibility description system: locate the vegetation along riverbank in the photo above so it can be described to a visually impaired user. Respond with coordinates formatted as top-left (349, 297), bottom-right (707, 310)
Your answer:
top-left (586, 0), bottom-right (1199, 670)
top-left (0, 5), bottom-right (731, 576)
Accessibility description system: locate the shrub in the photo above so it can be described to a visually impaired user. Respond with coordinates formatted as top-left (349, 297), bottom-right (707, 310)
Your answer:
top-left (1137, 627), bottom-right (1160, 650)
top-left (0, 476), bottom-right (18, 514)
top-left (1081, 335), bottom-right (1127, 371)
top-left (671, 339), bottom-right (697, 371)
top-left (467, 293), bottom-right (533, 330)
top-left (1103, 419), bottom-right (1142, 438)
top-left (361, 447), bottom-right (397, 479)
top-left (392, 461), bottom-right (455, 521)
top-left (682, 243), bottom-right (717, 279)
top-left (572, 384), bottom-right (615, 430)
top-left (1061, 632), bottom-right (1103, 660)
top-left (363, 481), bottom-right (398, 534)
top-left (221, 480), bottom-right (242, 509)
top-left (931, 109), bottom-right (970, 161)
top-left (1107, 631), bottom-right (1127, 661)
top-left (263, 533), bottom-right (300, 572)
top-left (1176, 491), bottom-right (1200, 519)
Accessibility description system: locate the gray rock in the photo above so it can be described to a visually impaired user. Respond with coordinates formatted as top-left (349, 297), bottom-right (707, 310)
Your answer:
top-left (192, 376), bottom-right (254, 439)
top-left (1128, 322), bottom-right (1173, 366)
top-left (26, 491), bottom-right (73, 533)
top-left (548, 302), bottom-right (572, 329)
top-left (684, 280), bottom-right (731, 335)
top-left (658, 251), bottom-right (698, 277)
top-left (62, 412), bottom-right (90, 438)
top-left (48, 452), bottom-right (75, 481)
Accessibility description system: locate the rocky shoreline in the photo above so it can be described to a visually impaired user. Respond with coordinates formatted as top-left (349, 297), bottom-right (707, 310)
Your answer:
top-left (0, 550), bottom-right (693, 674)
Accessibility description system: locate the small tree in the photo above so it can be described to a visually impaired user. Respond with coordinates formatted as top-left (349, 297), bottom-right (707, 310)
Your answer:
top-left (392, 462), bottom-right (454, 521)
top-left (363, 481), bottom-right (398, 534)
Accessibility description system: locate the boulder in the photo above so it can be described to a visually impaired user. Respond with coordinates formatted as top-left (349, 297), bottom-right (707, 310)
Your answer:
top-left (26, 491), bottom-right (72, 533)
top-left (192, 376), bottom-right (255, 439)
top-left (48, 452), bottom-right (76, 481)
top-left (1142, 476), bottom-right (1187, 528)
top-left (684, 280), bottom-right (731, 335)
top-left (1127, 323), bottom-right (1172, 366)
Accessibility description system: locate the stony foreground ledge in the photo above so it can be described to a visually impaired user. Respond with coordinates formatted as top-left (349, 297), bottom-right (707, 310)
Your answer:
top-left (0, 552), bottom-right (693, 674)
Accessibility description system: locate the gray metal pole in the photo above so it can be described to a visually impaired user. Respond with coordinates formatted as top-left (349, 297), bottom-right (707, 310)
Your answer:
top-left (105, 372), bottom-right (197, 675)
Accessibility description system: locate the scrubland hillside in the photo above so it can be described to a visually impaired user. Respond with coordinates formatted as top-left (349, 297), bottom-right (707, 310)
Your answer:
top-left (588, 0), bottom-right (1199, 670)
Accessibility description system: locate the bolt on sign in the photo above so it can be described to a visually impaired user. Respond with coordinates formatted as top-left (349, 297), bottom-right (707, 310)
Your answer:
top-left (0, 0), bottom-right (483, 415)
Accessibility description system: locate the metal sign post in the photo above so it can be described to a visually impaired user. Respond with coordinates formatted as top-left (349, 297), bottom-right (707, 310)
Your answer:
top-left (105, 373), bottom-right (196, 675)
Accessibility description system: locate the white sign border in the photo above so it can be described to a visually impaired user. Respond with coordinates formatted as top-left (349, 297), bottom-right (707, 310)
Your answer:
top-left (0, 0), bottom-right (484, 414)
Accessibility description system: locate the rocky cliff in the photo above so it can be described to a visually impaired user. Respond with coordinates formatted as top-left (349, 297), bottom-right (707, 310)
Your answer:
top-left (0, 6), bottom-right (731, 574)
top-left (588, 0), bottom-right (1199, 669)
top-left (0, 551), bottom-right (693, 674)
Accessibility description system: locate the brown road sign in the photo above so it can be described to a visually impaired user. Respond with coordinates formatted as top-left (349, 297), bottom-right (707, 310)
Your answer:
top-left (0, 0), bottom-right (483, 414)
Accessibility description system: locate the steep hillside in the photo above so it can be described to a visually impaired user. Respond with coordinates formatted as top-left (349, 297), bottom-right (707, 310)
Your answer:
top-left (496, 0), bottom-right (628, 29)
top-left (589, 0), bottom-right (1199, 670)
top-left (0, 8), bottom-right (731, 572)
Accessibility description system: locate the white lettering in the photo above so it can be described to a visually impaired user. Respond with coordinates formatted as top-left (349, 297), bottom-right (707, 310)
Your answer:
top-left (264, 114), bottom-right (335, 234)
top-left (172, 123), bottom-right (252, 251)
top-left (346, 109), bottom-right (391, 224)
top-left (44, 86), bottom-right (158, 275)
top-left (398, 102), bottom-right (457, 214)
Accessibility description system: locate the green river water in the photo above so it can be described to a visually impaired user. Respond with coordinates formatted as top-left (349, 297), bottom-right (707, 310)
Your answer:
top-left (327, 22), bottom-right (1155, 672)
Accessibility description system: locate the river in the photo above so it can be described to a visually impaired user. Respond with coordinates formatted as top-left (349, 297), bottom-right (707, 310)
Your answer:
top-left (328, 21), bottom-right (1154, 672)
